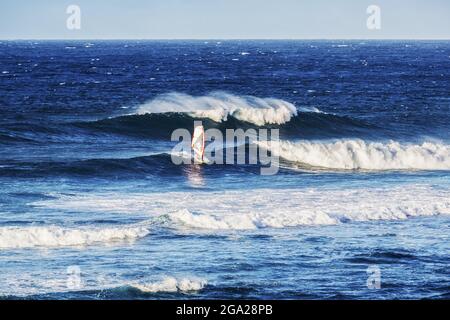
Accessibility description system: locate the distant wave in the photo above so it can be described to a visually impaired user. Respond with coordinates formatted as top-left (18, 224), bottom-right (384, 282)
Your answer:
top-left (0, 122), bottom-right (69, 145)
top-left (34, 185), bottom-right (450, 230)
top-left (135, 92), bottom-right (299, 125)
top-left (0, 223), bottom-right (150, 249)
top-left (0, 133), bottom-right (35, 144)
top-left (260, 139), bottom-right (450, 170)
top-left (78, 108), bottom-right (374, 140)
top-left (0, 153), bottom-right (177, 178)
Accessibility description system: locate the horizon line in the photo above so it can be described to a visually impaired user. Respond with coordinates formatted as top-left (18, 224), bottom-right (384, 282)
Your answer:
top-left (1, 38), bottom-right (450, 41)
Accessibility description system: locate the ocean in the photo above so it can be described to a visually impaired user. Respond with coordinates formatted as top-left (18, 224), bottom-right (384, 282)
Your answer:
top-left (0, 40), bottom-right (449, 299)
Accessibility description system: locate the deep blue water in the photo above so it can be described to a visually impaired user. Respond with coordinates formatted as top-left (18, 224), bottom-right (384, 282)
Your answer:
top-left (0, 40), bottom-right (449, 299)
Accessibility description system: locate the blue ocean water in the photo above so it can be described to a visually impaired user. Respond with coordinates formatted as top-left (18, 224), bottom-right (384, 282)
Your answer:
top-left (0, 40), bottom-right (449, 299)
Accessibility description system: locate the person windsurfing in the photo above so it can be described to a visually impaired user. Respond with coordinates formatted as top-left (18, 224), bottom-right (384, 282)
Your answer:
top-left (191, 123), bottom-right (205, 164)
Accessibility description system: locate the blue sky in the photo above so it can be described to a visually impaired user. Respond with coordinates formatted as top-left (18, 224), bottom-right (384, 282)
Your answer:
top-left (1, 0), bottom-right (449, 39)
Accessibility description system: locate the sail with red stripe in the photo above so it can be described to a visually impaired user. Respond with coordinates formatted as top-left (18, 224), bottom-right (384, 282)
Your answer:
top-left (192, 124), bottom-right (205, 164)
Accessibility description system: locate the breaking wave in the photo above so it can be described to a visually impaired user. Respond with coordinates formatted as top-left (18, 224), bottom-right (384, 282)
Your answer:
top-left (169, 208), bottom-right (336, 229)
top-left (262, 139), bottom-right (450, 170)
top-left (135, 92), bottom-right (299, 125)
top-left (0, 223), bottom-right (150, 249)
top-left (73, 92), bottom-right (376, 140)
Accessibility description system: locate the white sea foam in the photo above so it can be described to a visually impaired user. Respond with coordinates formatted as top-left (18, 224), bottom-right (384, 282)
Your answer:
top-left (0, 273), bottom-right (205, 297)
top-left (0, 224), bottom-right (150, 249)
top-left (34, 185), bottom-right (450, 230)
top-left (259, 139), bottom-right (450, 170)
top-left (131, 276), bottom-right (207, 293)
top-left (166, 187), bottom-right (450, 229)
top-left (135, 92), bottom-right (298, 125)
top-left (169, 208), bottom-right (336, 229)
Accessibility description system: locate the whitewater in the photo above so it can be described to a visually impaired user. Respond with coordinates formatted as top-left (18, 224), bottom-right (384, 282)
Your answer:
top-left (260, 139), bottom-right (450, 170)
top-left (31, 184), bottom-right (450, 231)
top-left (0, 223), bottom-right (151, 249)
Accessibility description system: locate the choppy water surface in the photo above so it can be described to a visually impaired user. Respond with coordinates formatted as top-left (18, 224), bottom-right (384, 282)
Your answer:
top-left (0, 40), bottom-right (449, 299)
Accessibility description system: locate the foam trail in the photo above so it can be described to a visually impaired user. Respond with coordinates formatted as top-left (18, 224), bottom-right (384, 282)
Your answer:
top-left (0, 224), bottom-right (150, 249)
top-left (136, 92), bottom-right (298, 125)
top-left (260, 139), bottom-right (450, 170)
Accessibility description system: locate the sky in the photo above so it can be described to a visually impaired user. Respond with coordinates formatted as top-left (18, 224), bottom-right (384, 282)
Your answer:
top-left (1, 0), bottom-right (450, 39)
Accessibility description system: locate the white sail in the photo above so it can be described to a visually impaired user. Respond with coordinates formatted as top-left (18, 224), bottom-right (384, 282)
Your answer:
top-left (191, 125), bottom-right (205, 163)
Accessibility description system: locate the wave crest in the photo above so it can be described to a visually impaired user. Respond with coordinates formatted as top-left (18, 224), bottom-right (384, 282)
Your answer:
top-left (136, 92), bottom-right (298, 125)
top-left (263, 139), bottom-right (450, 170)
top-left (0, 224), bottom-right (150, 249)
top-left (169, 208), bottom-right (336, 229)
